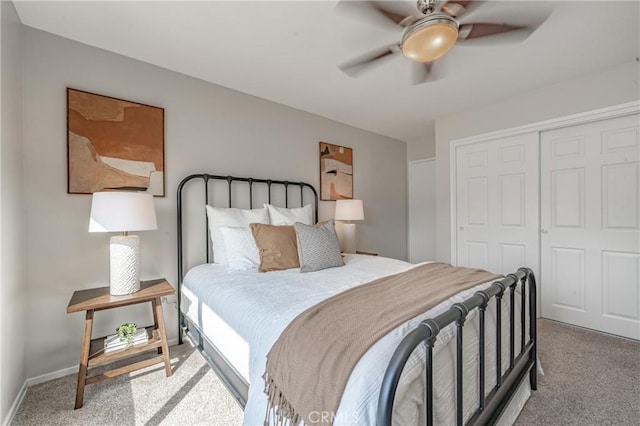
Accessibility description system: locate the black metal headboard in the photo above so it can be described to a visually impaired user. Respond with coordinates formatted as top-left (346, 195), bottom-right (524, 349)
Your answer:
top-left (176, 173), bottom-right (318, 342)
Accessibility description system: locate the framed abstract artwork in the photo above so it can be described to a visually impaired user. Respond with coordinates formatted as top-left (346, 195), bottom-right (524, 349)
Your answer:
top-left (67, 88), bottom-right (165, 196)
top-left (319, 142), bottom-right (353, 201)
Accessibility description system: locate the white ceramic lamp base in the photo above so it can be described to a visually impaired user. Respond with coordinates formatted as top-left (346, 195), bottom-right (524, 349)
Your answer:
top-left (110, 235), bottom-right (141, 295)
top-left (342, 223), bottom-right (357, 254)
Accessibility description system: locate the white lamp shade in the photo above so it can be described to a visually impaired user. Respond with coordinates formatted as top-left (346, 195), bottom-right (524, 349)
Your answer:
top-left (334, 199), bottom-right (364, 221)
top-left (89, 192), bottom-right (157, 233)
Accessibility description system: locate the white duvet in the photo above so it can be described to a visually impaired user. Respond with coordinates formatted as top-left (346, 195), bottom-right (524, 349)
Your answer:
top-left (182, 254), bottom-right (530, 426)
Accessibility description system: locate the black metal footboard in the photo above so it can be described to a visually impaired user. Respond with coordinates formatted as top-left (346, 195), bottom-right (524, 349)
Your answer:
top-left (377, 267), bottom-right (537, 426)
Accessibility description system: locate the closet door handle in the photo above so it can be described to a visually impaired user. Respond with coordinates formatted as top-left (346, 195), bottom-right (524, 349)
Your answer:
top-left (459, 226), bottom-right (464, 231)
top-left (541, 228), bottom-right (548, 234)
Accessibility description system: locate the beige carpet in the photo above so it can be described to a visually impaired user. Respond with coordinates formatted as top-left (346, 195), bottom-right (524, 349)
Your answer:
top-left (515, 319), bottom-right (640, 425)
top-left (12, 320), bottom-right (640, 425)
top-left (12, 340), bottom-right (244, 426)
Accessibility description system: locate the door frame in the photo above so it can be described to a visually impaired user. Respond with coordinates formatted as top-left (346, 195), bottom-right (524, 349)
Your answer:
top-left (450, 101), bottom-right (640, 265)
top-left (408, 158), bottom-right (436, 263)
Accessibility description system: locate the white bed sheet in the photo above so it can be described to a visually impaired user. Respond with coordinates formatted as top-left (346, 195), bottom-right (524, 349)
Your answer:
top-left (182, 281), bottom-right (252, 382)
top-left (182, 254), bottom-right (531, 426)
top-left (181, 254), bottom-right (414, 383)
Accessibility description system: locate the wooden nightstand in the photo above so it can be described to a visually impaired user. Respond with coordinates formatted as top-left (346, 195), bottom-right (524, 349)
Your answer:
top-left (66, 278), bottom-right (175, 409)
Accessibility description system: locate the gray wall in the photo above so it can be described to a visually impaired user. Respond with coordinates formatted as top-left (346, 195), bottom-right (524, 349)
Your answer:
top-left (22, 28), bottom-right (408, 378)
top-left (406, 120), bottom-right (436, 161)
top-left (435, 60), bottom-right (640, 262)
top-left (0, 0), bottom-right (26, 421)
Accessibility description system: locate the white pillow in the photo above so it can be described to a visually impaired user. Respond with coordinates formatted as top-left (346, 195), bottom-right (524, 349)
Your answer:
top-left (265, 203), bottom-right (313, 226)
top-left (218, 227), bottom-right (259, 270)
top-left (205, 205), bottom-right (269, 264)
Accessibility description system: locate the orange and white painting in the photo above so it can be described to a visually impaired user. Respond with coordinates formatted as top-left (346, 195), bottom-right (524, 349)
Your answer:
top-left (319, 142), bottom-right (353, 201)
top-left (67, 88), bottom-right (165, 196)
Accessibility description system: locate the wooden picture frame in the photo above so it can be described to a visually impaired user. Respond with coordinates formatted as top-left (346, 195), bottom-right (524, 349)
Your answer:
top-left (319, 142), bottom-right (353, 201)
top-left (67, 88), bottom-right (165, 196)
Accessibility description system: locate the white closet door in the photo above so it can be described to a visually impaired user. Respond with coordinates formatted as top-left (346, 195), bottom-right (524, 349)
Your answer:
top-left (455, 133), bottom-right (539, 277)
top-left (541, 113), bottom-right (640, 339)
top-left (409, 159), bottom-right (436, 263)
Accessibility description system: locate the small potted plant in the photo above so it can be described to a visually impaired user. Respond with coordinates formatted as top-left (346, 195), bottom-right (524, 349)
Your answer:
top-left (117, 323), bottom-right (138, 349)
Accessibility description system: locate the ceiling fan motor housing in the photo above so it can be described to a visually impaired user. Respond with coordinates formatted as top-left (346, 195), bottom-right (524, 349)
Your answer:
top-left (417, 0), bottom-right (437, 15)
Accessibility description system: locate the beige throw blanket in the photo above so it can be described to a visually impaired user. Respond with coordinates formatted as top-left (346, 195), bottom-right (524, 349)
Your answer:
top-left (263, 262), bottom-right (501, 425)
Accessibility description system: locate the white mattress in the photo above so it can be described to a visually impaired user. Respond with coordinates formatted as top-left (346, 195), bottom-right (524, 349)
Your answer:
top-left (181, 254), bottom-right (531, 425)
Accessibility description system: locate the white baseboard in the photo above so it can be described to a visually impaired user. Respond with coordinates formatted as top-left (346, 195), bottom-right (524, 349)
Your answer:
top-left (3, 380), bottom-right (27, 426)
top-left (26, 365), bottom-right (78, 387)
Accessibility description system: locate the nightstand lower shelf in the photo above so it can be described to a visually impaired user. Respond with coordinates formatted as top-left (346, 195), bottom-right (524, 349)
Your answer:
top-left (88, 327), bottom-right (161, 367)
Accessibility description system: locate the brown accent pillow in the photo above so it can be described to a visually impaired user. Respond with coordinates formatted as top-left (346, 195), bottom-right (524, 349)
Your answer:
top-left (250, 223), bottom-right (300, 272)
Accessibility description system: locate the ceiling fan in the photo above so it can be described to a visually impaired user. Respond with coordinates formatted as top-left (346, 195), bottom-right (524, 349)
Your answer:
top-left (338, 0), bottom-right (547, 84)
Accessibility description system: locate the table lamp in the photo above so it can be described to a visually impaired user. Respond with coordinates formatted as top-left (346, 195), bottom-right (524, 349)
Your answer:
top-left (334, 199), bottom-right (364, 254)
top-left (89, 192), bottom-right (157, 295)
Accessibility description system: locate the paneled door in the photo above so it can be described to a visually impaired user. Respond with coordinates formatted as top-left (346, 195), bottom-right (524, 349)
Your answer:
top-left (455, 132), bottom-right (539, 277)
top-left (541, 113), bottom-right (640, 339)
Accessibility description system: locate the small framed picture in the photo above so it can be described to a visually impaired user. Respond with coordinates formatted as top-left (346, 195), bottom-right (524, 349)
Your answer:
top-left (319, 142), bottom-right (353, 201)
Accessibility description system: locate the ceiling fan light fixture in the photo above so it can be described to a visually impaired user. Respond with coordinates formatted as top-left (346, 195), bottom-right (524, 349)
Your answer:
top-left (401, 13), bottom-right (459, 62)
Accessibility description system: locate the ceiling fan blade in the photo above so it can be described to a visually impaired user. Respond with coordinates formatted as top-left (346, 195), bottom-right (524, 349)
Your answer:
top-left (411, 60), bottom-right (444, 85)
top-left (457, 23), bottom-right (533, 43)
top-left (365, 1), bottom-right (415, 27)
top-left (339, 44), bottom-right (400, 76)
top-left (438, 1), bottom-right (478, 18)
top-left (411, 62), bottom-right (432, 85)
top-left (335, 1), bottom-right (416, 29)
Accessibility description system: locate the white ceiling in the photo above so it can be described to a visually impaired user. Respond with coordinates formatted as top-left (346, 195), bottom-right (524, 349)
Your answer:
top-left (13, 0), bottom-right (640, 142)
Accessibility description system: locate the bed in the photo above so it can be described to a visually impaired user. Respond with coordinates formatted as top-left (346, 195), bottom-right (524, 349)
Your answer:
top-left (176, 173), bottom-right (537, 425)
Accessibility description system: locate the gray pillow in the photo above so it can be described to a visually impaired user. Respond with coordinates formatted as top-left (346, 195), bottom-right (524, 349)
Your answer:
top-left (294, 220), bottom-right (345, 273)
